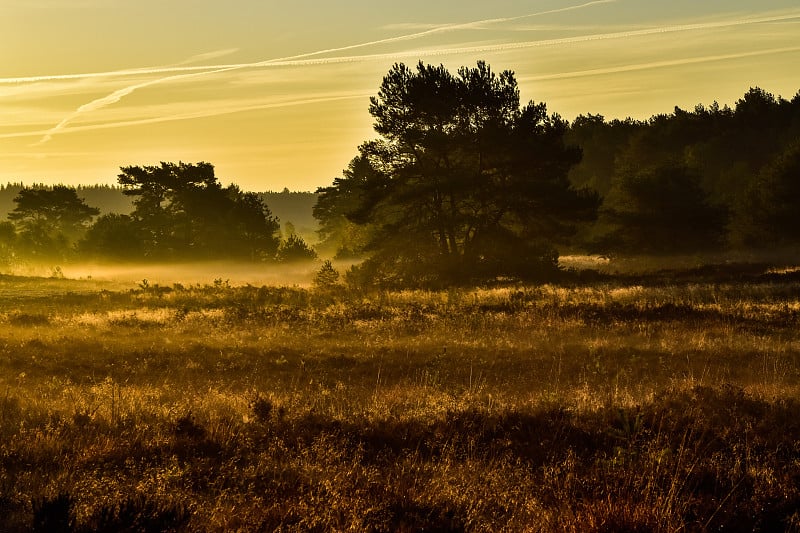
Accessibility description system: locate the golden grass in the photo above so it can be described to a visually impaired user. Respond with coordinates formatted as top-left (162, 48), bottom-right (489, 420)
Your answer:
top-left (0, 273), bottom-right (799, 531)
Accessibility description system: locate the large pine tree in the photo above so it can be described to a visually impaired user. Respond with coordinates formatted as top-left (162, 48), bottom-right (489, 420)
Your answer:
top-left (316, 61), bottom-right (598, 286)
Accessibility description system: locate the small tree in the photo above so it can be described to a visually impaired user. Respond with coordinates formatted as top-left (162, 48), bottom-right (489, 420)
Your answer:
top-left (313, 259), bottom-right (340, 288)
top-left (276, 234), bottom-right (317, 263)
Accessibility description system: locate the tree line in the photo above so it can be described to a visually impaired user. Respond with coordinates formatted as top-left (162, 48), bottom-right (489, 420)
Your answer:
top-left (2, 61), bottom-right (798, 285)
top-left (566, 87), bottom-right (800, 254)
top-left (0, 163), bottom-right (317, 266)
top-left (0, 183), bottom-right (134, 220)
top-left (315, 61), bottom-right (800, 286)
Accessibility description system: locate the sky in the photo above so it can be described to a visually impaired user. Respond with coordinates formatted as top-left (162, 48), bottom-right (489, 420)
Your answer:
top-left (1, 1), bottom-right (799, 192)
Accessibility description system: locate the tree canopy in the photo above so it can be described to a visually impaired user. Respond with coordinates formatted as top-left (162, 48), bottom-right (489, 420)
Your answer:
top-left (567, 86), bottom-right (800, 254)
top-left (117, 162), bottom-right (281, 260)
top-left (732, 141), bottom-right (800, 248)
top-left (8, 186), bottom-right (99, 259)
top-left (316, 61), bottom-right (598, 285)
top-left (595, 160), bottom-right (726, 254)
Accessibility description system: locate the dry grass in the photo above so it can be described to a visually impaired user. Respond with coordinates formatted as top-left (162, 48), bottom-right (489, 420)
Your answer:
top-left (1, 269), bottom-right (800, 531)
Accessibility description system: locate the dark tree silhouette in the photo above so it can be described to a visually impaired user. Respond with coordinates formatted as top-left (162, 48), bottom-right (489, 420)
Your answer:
top-left (313, 157), bottom-right (378, 259)
top-left (78, 214), bottom-right (143, 260)
top-left (9, 186), bottom-right (99, 237)
top-left (566, 114), bottom-right (640, 197)
top-left (731, 141), bottom-right (800, 248)
top-left (228, 187), bottom-right (283, 261)
top-left (276, 234), bottom-right (317, 263)
top-left (8, 185), bottom-right (99, 259)
top-left (117, 162), bottom-right (280, 260)
top-left (595, 160), bottom-right (726, 254)
top-left (314, 259), bottom-right (340, 288)
top-left (563, 86), bottom-right (800, 255)
top-left (0, 221), bottom-right (16, 267)
top-left (316, 61), bottom-right (598, 285)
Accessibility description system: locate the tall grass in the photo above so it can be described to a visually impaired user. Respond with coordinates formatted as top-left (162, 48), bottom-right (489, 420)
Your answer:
top-left (0, 271), bottom-right (799, 531)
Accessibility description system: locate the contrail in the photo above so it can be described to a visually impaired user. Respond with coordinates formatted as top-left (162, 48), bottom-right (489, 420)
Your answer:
top-left (411, 12), bottom-right (800, 57)
top-left (22, 6), bottom-right (800, 144)
top-left (31, 65), bottom-right (244, 145)
top-left (2, 94), bottom-right (369, 140)
top-left (173, 48), bottom-right (240, 66)
top-left (0, 50), bottom-right (243, 85)
top-left (1, 0), bottom-right (616, 85)
top-left (6, 7), bottom-right (800, 85)
top-left (3, 7), bottom-right (799, 86)
top-left (7, 45), bottom-right (798, 141)
top-left (519, 46), bottom-right (800, 81)
top-left (218, 13), bottom-right (800, 67)
top-left (28, 0), bottom-right (618, 145)
top-left (5, 43), bottom-right (799, 141)
top-left (305, 0), bottom-right (619, 51)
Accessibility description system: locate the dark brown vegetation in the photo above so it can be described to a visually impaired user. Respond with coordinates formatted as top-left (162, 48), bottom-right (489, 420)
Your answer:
top-left (1, 265), bottom-right (800, 531)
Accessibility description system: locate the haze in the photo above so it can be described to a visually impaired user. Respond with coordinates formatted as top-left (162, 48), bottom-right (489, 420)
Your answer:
top-left (1, 0), bottom-right (798, 191)
top-left (11, 261), bottom-right (332, 289)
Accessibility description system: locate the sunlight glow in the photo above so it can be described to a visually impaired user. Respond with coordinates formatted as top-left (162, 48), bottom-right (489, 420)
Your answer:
top-left (1, 1), bottom-right (798, 190)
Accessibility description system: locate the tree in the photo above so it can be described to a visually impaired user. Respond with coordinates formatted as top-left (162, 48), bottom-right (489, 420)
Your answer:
top-left (566, 114), bottom-right (641, 197)
top-left (117, 162), bottom-right (280, 260)
top-left (78, 214), bottom-right (143, 260)
top-left (313, 259), bottom-right (340, 288)
top-left (276, 234), bottom-right (317, 263)
top-left (313, 160), bottom-right (378, 259)
top-left (282, 221), bottom-right (296, 239)
top-left (8, 185), bottom-right (99, 259)
top-left (0, 221), bottom-right (16, 268)
top-left (315, 61), bottom-right (598, 285)
top-left (227, 188), bottom-right (282, 261)
top-left (594, 160), bottom-right (726, 254)
top-left (731, 141), bottom-right (800, 248)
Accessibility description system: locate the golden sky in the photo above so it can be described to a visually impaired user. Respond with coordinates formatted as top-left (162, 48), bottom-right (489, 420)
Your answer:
top-left (1, 0), bottom-right (799, 191)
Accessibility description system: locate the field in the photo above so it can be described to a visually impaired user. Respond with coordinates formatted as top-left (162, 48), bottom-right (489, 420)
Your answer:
top-left (1, 265), bottom-right (800, 531)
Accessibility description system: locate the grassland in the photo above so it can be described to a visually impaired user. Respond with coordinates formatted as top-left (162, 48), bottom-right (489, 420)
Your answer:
top-left (1, 266), bottom-right (800, 531)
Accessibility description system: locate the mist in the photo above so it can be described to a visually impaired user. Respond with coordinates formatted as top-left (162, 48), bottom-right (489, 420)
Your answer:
top-left (6, 260), bottom-right (338, 288)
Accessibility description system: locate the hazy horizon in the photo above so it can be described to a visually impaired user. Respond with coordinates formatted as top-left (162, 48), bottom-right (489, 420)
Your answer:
top-left (2, 0), bottom-right (799, 191)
